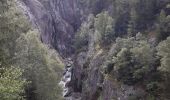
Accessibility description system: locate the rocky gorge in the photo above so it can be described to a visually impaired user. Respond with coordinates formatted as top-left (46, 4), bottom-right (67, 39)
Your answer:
top-left (18, 0), bottom-right (170, 100)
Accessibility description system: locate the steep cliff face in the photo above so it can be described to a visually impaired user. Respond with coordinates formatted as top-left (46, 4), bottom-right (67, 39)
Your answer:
top-left (19, 0), bottom-right (88, 99)
top-left (20, 0), bottom-right (83, 57)
top-left (19, 0), bottom-right (170, 100)
top-left (19, 0), bottom-right (116, 58)
top-left (19, 0), bottom-right (112, 99)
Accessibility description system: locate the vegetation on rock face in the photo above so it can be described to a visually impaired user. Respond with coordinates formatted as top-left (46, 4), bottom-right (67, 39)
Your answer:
top-left (15, 30), bottom-right (63, 100)
top-left (157, 9), bottom-right (170, 41)
top-left (0, 0), bottom-right (63, 100)
top-left (0, 67), bottom-right (27, 100)
top-left (157, 36), bottom-right (170, 73)
top-left (0, 0), bottom-right (29, 99)
top-left (0, 0), bottom-right (30, 66)
top-left (74, 0), bottom-right (169, 99)
top-left (157, 36), bottom-right (170, 97)
top-left (0, 0), bottom-right (170, 99)
top-left (94, 11), bottom-right (115, 45)
top-left (74, 15), bottom-right (94, 51)
top-left (111, 34), bottom-right (158, 85)
top-left (74, 11), bottom-right (115, 50)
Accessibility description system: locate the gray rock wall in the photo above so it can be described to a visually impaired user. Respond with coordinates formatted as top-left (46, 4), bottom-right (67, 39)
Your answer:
top-left (20, 0), bottom-right (82, 57)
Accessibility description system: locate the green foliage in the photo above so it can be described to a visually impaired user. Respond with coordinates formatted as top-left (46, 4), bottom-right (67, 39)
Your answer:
top-left (74, 29), bottom-right (89, 50)
top-left (157, 9), bottom-right (170, 41)
top-left (127, 7), bottom-right (138, 36)
top-left (74, 11), bottom-right (115, 50)
top-left (146, 82), bottom-right (160, 95)
top-left (0, 0), bottom-right (30, 99)
top-left (156, 29), bottom-right (170, 100)
top-left (0, 66), bottom-right (27, 100)
top-left (94, 11), bottom-right (115, 45)
top-left (113, 48), bottom-right (134, 84)
top-left (0, 0), bottom-right (63, 99)
top-left (146, 95), bottom-right (156, 100)
top-left (74, 14), bottom-right (94, 50)
top-left (131, 41), bottom-right (156, 78)
top-left (15, 30), bottom-right (63, 100)
top-left (0, 0), bottom-right (30, 65)
top-left (157, 36), bottom-right (170, 73)
top-left (0, 0), bottom-right (169, 99)
top-left (112, 34), bottom-right (157, 85)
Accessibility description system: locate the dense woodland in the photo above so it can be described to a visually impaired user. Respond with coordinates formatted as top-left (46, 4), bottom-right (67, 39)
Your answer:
top-left (0, 0), bottom-right (170, 100)
top-left (0, 0), bottom-right (63, 100)
top-left (75, 0), bottom-right (170, 99)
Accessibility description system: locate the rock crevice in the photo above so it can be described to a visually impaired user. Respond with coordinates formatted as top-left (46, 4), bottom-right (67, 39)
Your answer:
top-left (20, 0), bottom-right (82, 57)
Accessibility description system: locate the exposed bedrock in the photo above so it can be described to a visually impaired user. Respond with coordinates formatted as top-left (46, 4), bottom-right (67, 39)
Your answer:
top-left (21, 0), bottom-right (82, 57)
top-left (19, 0), bottom-right (170, 100)
top-left (19, 0), bottom-right (139, 99)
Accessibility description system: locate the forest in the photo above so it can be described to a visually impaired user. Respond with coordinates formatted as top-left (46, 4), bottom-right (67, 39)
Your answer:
top-left (0, 0), bottom-right (170, 100)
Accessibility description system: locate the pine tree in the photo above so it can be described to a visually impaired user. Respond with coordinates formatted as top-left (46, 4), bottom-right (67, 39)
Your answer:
top-left (94, 11), bottom-right (115, 45)
top-left (15, 30), bottom-right (63, 100)
top-left (112, 34), bottom-right (157, 85)
top-left (74, 14), bottom-right (94, 50)
top-left (0, 0), bottom-right (30, 65)
top-left (0, 66), bottom-right (27, 100)
top-left (127, 7), bottom-right (137, 36)
top-left (157, 36), bottom-right (170, 73)
top-left (157, 9), bottom-right (170, 41)
top-left (0, 0), bottom-right (29, 99)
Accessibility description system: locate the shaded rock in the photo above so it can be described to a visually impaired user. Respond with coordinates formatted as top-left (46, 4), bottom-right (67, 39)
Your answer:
top-left (20, 0), bottom-right (82, 57)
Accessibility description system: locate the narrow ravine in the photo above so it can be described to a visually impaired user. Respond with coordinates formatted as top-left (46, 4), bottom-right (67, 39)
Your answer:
top-left (59, 58), bottom-right (82, 100)
top-left (18, 0), bottom-right (170, 100)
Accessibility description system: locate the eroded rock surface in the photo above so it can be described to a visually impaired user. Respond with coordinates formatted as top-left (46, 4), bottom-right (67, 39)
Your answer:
top-left (18, 0), bottom-right (160, 100)
top-left (20, 0), bottom-right (83, 57)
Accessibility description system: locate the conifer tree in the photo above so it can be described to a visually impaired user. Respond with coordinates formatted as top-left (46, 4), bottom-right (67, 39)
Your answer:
top-left (157, 36), bottom-right (170, 73)
top-left (15, 30), bottom-right (63, 100)
top-left (0, 0), bottom-right (29, 99)
top-left (94, 11), bottom-right (115, 45)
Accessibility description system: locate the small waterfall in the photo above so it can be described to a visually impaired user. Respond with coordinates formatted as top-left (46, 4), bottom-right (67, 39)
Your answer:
top-left (59, 58), bottom-right (81, 100)
top-left (59, 58), bottom-right (73, 97)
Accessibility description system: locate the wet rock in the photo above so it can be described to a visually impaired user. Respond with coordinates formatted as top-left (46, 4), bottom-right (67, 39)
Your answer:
top-left (63, 88), bottom-right (72, 97)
